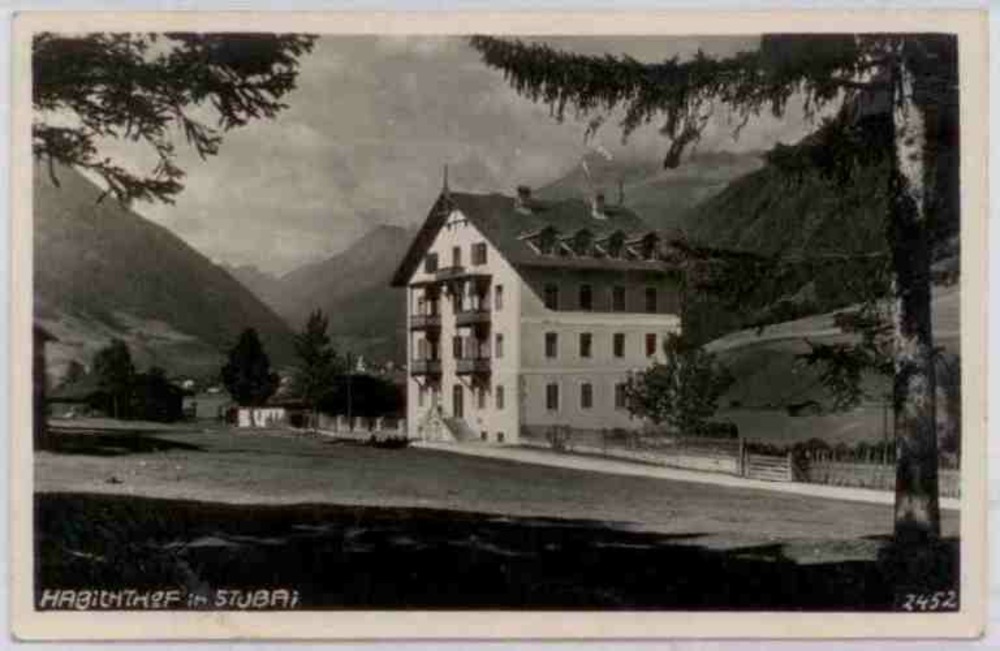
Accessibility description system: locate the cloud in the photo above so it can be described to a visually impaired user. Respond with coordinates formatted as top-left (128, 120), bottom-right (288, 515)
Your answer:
top-left (95, 35), bottom-right (815, 274)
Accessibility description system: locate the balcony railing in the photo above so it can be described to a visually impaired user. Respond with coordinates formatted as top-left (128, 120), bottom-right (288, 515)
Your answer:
top-left (410, 359), bottom-right (442, 377)
top-left (455, 308), bottom-right (491, 327)
top-left (435, 266), bottom-right (492, 282)
top-left (455, 357), bottom-right (491, 376)
top-left (410, 313), bottom-right (442, 330)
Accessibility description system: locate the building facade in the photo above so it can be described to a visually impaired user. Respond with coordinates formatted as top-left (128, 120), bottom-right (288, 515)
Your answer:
top-left (391, 184), bottom-right (683, 444)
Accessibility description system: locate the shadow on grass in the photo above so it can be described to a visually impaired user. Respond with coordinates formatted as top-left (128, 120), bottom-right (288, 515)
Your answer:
top-left (42, 432), bottom-right (204, 457)
top-left (35, 492), bottom-right (959, 611)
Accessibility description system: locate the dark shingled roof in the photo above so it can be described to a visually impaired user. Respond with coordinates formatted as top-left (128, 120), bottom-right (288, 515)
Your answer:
top-left (391, 191), bottom-right (671, 287)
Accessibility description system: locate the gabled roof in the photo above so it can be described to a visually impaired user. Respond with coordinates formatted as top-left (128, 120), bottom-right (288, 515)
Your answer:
top-left (391, 191), bottom-right (673, 286)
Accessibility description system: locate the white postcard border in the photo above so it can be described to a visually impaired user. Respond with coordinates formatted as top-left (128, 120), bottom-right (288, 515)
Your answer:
top-left (8, 9), bottom-right (989, 640)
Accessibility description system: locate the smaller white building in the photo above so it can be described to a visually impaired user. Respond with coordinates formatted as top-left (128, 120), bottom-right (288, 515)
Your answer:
top-left (236, 406), bottom-right (288, 428)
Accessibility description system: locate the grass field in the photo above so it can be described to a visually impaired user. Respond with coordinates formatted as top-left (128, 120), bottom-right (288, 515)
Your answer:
top-left (705, 285), bottom-right (960, 446)
top-left (35, 426), bottom-right (960, 610)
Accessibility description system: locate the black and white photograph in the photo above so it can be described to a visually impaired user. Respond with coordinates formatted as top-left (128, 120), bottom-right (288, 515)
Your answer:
top-left (10, 10), bottom-right (988, 640)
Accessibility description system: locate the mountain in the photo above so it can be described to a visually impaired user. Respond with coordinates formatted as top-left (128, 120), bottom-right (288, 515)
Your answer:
top-left (260, 224), bottom-right (415, 364)
top-left (680, 157), bottom-right (890, 257)
top-left (701, 283), bottom-right (959, 446)
top-left (537, 150), bottom-right (765, 232)
top-left (219, 263), bottom-right (283, 308)
top-left (34, 163), bottom-right (295, 382)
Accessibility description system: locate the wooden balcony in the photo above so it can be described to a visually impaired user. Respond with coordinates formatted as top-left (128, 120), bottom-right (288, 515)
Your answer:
top-left (410, 313), bottom-right (442, 331)
top-left (435, 266), bottom-right (492, 283)
top-left (410, 359), bottom-right (442, 377)
top-left (455, 308), bottom-right (491, 327)
top-left (455, 357), bottom-right (491, 376)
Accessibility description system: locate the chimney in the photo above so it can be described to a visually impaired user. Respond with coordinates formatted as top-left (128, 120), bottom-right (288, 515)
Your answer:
top-left (591, 192), bottom-right (607, 220)
top-left (515, 185), bottom-right (532, 213)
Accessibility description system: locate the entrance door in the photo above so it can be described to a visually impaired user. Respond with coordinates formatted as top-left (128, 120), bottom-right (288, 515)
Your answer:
top-left (452, 384), bottom-right (464, 419)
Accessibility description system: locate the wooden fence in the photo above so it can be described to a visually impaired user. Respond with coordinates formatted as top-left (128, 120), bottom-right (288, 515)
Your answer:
top-left (741, 452), bottom-right (794, 482)
top-left (518, 426), bottom-right (958, 494)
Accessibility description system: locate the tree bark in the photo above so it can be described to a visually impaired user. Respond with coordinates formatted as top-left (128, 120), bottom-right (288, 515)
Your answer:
top-left (889, 55), bottom-right (941, 546)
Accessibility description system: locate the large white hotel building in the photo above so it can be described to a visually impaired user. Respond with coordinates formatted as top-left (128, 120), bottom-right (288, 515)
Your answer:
top-left (391, 183), bottom-right (683, 444)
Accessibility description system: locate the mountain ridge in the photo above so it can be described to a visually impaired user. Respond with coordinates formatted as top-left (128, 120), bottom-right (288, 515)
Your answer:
top-left (231, 223), bottom-right (415, 364)
top-left (34, 162), bottom-right (295, 381)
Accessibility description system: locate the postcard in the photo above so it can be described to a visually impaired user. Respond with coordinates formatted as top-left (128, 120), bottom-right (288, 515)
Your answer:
top-left (9, 9), bottom-right (988, 640)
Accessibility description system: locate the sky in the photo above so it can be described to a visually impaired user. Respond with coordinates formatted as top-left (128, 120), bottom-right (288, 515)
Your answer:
top-left (103, 35), bottom-right (819, 275)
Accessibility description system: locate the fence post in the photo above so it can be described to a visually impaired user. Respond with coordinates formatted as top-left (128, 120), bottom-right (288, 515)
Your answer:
top-left (786, 451), bottom-right (794, 482)
top-left (738, 437), bottom-right (746, 477)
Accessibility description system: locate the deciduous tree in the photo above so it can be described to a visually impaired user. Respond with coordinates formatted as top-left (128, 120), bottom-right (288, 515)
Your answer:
top-left (92, 338), bottom-right (134, 418)
top-left (59, 359), bottom-right (87, 389)
top-left (624, 333), bottom-right (733, 436)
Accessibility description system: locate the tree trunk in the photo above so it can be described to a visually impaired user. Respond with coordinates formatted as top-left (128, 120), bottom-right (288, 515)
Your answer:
top-left (889, 55), bottom-right (941, 547)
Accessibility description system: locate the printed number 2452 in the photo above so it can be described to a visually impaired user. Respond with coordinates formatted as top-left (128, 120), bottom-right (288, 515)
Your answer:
top-left (900, 590), bottom-right (958, 612)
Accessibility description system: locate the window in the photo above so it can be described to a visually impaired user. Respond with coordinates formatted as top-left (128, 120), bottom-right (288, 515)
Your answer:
top-left (645, 333), bottom-right (657, 357)
top-left (641, 234), bottom-right (659, 260)
top-left (452, 246), bottom-right (462, 268)
top-left (579, 284), bottom-right (593, 311)
top-left (494, 284), bottom-right (504, 311)
top-left (477, 388), bottom-right (486, 410)
top-left (424, 253), bottom-right (439, 273)
top-left (615, 383), bottom-right (628, 410)
top-left (544, 284), bottom-right (559, 310)
top-left (472, 242), bottom-right (488, 266)
top-left (613, 333), bottom-right (625, 358)
top-left (495, 333), bottom-right (504, 359)
top-left (645, 287), bottom-right (658, 313)
top-left (497, 432), bottom-right (505, 443)
top-left (613, 286), bottom-right (626, 312)
top-left (579, 333), bottom-right (592, 358)
top-left (496, 384), bottom-right (505, 410)
top-left (453, 384), bottom-right (464, 418)
top-left (481, 431), bottom-right (488, 441)
top-left (418, 386), bottom-right (425, 407)
top-left (546, 383), bottom-right (560, 411)
top-left (607, 232), bottom-right (625, 258)
top-left (581, 382), bottom-right (593, 409)
top-left (545, 332), bottom-right (558, 359)
top-left (453, 335), bottom-right (463, 359)
top-left (538, 228), bottom-right (557, 254)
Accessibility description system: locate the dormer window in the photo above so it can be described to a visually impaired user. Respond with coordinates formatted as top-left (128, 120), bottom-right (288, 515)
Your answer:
top-left (639, 233), bottom-right (660, 260)
top-left (573, 229), bottom-right (593, 256)
top-left (538, 227), bottom-right (558, 255)
top-left (605, 231), bottom-right (626, 259)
